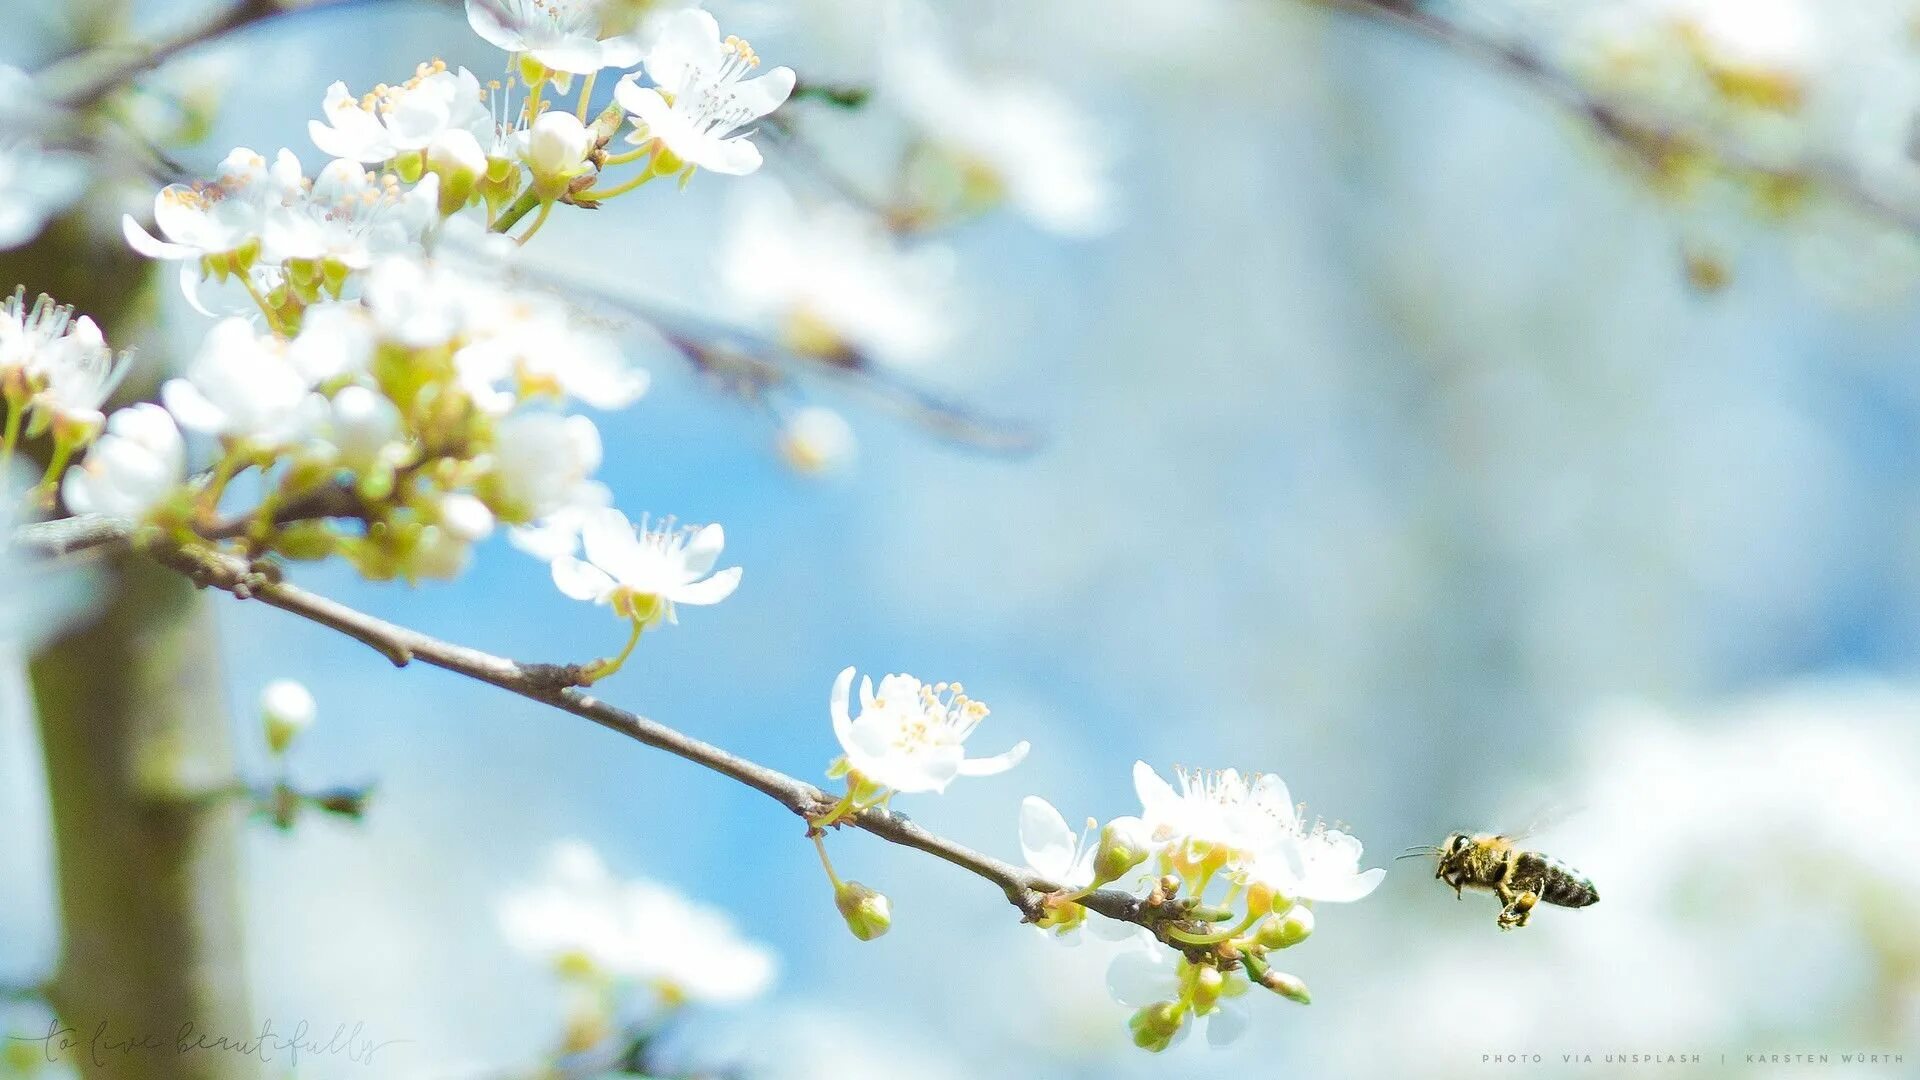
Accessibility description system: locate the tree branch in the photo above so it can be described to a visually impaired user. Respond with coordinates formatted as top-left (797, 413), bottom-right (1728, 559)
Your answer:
top-left (12, 515), bottom-right (1150, 928)
top-left (40, 0), bottom-right (378, 109)
top-left (1327, 0), bottom-right (1920, 232)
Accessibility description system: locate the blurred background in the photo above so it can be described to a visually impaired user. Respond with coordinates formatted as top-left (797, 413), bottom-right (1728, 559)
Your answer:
top-left (4, 0), bottom-right (1920, 1076)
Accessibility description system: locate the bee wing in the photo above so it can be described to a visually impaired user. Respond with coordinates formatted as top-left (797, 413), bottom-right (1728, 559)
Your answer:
top-left (1508, 802), bottom-right (1587, 844)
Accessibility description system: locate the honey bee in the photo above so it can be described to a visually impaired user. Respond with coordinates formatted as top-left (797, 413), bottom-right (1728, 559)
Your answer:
top-left (1404, 833), bottom-right (1599, 930)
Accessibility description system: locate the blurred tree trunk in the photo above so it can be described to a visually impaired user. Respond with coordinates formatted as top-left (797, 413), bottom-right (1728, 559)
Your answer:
top-left (5, 3), bottom-right (258, 1065)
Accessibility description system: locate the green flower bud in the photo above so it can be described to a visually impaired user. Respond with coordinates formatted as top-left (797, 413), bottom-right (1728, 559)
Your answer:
top-left (1091, 814), bottom-right (1152, 886)
top-left (261, 678), bottom-right (316, 755)
top-left (1259, 905), bottom-right (1313, 949)
top-left (1188, 963), bottom-right (1225, 1012)
top-left (1260, 969), bottom-right (1312, 1005)
top-left (834, 880), bottom-right (892, 941)
top-left (1127, 1002), bottom-right (1184, 1053)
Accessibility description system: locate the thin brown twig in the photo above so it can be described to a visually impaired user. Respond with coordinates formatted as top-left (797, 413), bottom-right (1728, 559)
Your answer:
top-left (11, 515), bottom-right (1150, 929)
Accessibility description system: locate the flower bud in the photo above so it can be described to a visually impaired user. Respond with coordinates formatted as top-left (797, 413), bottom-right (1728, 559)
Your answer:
top-left (270, 521), bottom-right (339, 562)
top-left (1091, 814), bottom-right (1152, 886)
top-left (261, 678), bottom-right (316, 754)
top-left (1127, 1002), bottom-right (1184, 1053)
top-left (777, 406), bottom-right (855, 475)
top-left (834, 880), bottom-right (892, 941)
top-left (1256, 904), bottom-right (1314, 950)
top-left (523, 111), bottom-right (593, 199)
top-left (427, 130), bottom-right (486, 215)
top-left (1188, 963), bottom-right (1225, 1012)
top-left (1259, 969), bottom-right (1312, 1005)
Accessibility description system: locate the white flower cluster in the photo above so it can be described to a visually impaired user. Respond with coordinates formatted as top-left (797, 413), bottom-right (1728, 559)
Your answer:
top-left (2, 1), bottom-right (807, 680)
top-left (1026, 763), bottom-right (1383, 1051)
top-left (804, 660), bottom-right (1381, 1052)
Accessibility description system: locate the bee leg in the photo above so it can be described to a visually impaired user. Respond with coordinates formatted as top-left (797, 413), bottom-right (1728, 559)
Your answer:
top-left (1497, 892), bottom-right (1537, 930)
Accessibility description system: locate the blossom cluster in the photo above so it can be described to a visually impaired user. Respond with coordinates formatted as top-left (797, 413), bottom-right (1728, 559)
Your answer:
top-left (1, 3), bottom-right (812, 679)
top-left (807, 664), bottom-right (1383, 1051)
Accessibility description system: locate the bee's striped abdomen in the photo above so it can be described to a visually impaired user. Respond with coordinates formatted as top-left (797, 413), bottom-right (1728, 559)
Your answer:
top-left (1537, 856), bottom-right (1599, 908)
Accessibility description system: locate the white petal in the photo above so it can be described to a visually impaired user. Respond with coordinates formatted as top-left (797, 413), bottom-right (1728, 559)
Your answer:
top-left (551, 556), bottom-right (616, 602)
top-left (671, 565), bottom-right (740, 606)
top-left (956, 740), bottom-right (1029, 777)
top-left (680, 522), bottom-right (724, 575)
top-left (1205, 998), bottom-right (1250, 1047)
top-left (1018, 796), bottom-right (1076, 881)
top-left (1105, 946), bottom-right (1173, 1008)
top-left (122, 214), bottom-right (191, 260)
top-left (829, 666), bottom-right (857, 752)
top-left (1311, 866), bottom-right (1386, 903)
top-left (578, 506), bottom-right (635, 578)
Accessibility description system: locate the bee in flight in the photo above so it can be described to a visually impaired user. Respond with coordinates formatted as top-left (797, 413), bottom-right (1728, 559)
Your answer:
top-left (1403, 832), bottom-right (1599, 930)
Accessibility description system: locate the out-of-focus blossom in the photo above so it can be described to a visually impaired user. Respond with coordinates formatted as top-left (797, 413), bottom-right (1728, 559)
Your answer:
top-left (498, 840), bottom-right (776, 1004)
top-left (828, 665), bottom-right (1027, 794)
top-left (482, 412), bottom-right (603, 523)
top-left (884, 40), bottom-right (1113, 235)
top-left (722, 182), bottom-right (954, 364)
top-left (1130, 761), bottom-right (1289, 867)
top-left (507, 480), bottom-right (612, 562)
top-left (260, 678), bottom-right (316, 754)
top-left (465, 0), bottom-right (660, 75)
top-left (615, 10), bottom-right (794, 176)
top-left (550, 508), bottom-right (742, 626)
top-left (161, 318), bottom-right (323, 446)
top-left (777, 406), bottom-right (856, 475)
top-left (1, 288), bottom-right (132, 436)
top-left (0, 65), bottom-right (85, 251)
top-left (60, 403), bottom-right (184, 518)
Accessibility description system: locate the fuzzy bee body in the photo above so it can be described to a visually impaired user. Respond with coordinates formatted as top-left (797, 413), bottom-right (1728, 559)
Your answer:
top-left (1422, 833), bottom-right (1598, 930)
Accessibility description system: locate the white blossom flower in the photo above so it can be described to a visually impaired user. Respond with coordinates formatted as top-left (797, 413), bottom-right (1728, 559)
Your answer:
top-left (0, 65), bottom-right (85, 250)
top-left (285, 302), bottom-right (376, 384)
top-left (1130, 761), bottom-right (1290, 865)
top-left (1, 288), bottom-right (133, 433)
top-left (465, 0), bottom-right (655, 75)
top-left (1105, 934), bottom-right (1250, 1048)
top-left (262, 156), bottom-right (441, 271)
top-left (314, 384), bottom-right (402, 470)
top-left (550, 507), bottom-right (742, 625)
top-left (723, 182), bottom-right (954, 364)
top-left (161, 318), bottom-right (324, 446)
top-left (122, 147), bottom-right (283, 265)
top-left (308, 62), bottom-right (494, 165)
top-left (457, 289), bottom-right (648, 410)
top-left (828, 666), bottom-right (1028, 794)
top-left (60, 403), bottom-right (185, 518)
top-left (615, 10), bottom-right (794, 176)
top-left (499, 840), bottom-right (776, 1004)
top-left (883, 41), bottom-right (1113, 235)
top-left (364, 253), bottom-right (474, 348)
top-left (483, 411), bottom-right (603, 523)
top-left (1244, 822), bottom-right (1385, 904)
